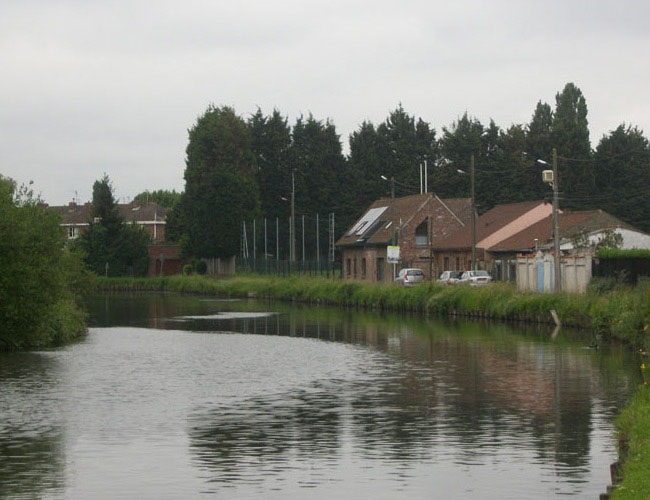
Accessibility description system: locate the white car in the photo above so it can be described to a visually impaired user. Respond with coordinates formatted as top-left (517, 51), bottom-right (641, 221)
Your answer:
top-left (395, 268), bottom-right (425, 286)
top-left (438, 270), bottom-right (462, 285)
top-left (457, 270), bottom-right (493, 286)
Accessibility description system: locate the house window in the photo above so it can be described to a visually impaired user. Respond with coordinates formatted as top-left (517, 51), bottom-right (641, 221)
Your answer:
top-left (353, 258), bottom-right (357, 278)
top-left (346, 259), bottom-right (351, 276)
top-left (377, 257), bottom-right (385, 282)
top-left (444, 257), bottom-right (449, 271)
top-left (455, 257), bottom-right (460, 270)
top-left (361, 258), bottom-right (367, 279)
top-left (67, 226), bottom-right (78, 239)
top-left (415, 220), bottom-right (428, 246)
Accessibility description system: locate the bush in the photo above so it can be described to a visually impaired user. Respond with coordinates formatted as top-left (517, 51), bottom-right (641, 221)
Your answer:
top-left (588, 276), bottom-right (618, 294)
top-left (0, 176), bottom-right (87, 350)
top-left (195, 260), bottom-right (207, 275)
top-left (183, 264), bottom-right (194, 275)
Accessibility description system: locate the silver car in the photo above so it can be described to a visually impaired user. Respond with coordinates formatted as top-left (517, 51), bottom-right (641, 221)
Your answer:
top-left (457, 270), bottom-right (493, 286)
top-left (438, 270), bottom-right (462, 285)
top-left (395, 268), bottom-right (425, 286)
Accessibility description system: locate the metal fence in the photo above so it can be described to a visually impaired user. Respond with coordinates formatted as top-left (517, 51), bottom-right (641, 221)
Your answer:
top-left (237, 258), bottom-right (342, 278)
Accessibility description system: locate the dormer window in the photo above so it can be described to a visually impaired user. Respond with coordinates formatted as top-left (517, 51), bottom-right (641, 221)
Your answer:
top-left (415, 220), bottom-right (428, 246)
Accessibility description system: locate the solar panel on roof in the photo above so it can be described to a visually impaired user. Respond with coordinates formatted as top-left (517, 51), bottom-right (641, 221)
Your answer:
top-left (347, 206), bottom-right (388, 236)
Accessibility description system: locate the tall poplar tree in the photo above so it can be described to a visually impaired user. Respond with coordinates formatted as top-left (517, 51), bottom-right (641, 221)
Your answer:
top-left (551, 83), bottom-right (593, 207)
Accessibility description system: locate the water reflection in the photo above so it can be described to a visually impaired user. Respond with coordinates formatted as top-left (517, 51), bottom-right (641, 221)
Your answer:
top-left (0, 293), bottom-right (640, 499)
top-left (0, 353), bottom-right (65, 499)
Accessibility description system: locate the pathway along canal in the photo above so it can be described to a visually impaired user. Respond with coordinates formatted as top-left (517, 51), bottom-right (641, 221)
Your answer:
top-left (0, 293), bottom-right (642, 499)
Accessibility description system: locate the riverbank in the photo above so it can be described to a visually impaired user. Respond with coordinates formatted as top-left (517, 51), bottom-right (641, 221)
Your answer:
top-left (613, 384), bottom-right (650, 499)
top-left (98, 273), bottom-right (649, 497)
top-left (96, 274), bottom-right (649, 348)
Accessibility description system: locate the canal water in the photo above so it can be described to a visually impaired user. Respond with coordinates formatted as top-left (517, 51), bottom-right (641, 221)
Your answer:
top-left (0, 293), bottom-right (641, 499)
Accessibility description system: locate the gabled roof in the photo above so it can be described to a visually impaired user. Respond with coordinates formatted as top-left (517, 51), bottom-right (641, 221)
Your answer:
top-left (435, 200), bottom-right (550, 250)
top-left (336, 193), bottom-right (472, 247)
top-left (489, 209), bottom-right (636, 252)
top-left (48, 201), bottom-right (167, 224)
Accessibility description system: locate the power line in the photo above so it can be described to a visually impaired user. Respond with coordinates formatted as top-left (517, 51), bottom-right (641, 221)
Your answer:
top-left (558, 145), bottom-right (649, 163)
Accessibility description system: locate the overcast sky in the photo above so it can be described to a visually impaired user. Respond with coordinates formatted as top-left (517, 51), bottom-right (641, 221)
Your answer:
top-left (1, 0), bottom-right (649, 205)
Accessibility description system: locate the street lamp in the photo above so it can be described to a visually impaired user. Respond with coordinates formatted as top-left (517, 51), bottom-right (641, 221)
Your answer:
top-left (537, 148), bottom-right (561, 292)
top-left (457, 155), bottom-right (476, 270)
top-left (381, 174), bottom-right (398, 280)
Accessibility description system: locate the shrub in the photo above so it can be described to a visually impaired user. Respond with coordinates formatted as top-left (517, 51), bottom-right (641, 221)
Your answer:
top-left (195, 260), bottom-right (207, 275)
top-left (183, 264), bottom-right (194, 275)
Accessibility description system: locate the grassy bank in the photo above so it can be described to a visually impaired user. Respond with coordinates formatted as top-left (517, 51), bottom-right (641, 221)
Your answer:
top-left (96, 274), bottom-right (650, 348)
top-left (613, 384), bottom-right (650, 499)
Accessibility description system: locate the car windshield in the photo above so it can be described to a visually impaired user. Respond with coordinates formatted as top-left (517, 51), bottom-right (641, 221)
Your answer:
top-left (450, 271), bottom-right (462, 278)
top-left (407, 270), bottom-right (423, 276)
top-left (472, 271), bottom-right (489, 277)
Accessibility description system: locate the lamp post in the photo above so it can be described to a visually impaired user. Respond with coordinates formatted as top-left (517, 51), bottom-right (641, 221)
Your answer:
top-left (457, 154), bottom-right (476, 270)
top-left (537, 148), bottom-right (561, 293)
top-left (290, 170), bottom-right (295, 262)
top-left (280, 169), bottom-right (296, 262)
top-left (381, 174), bottom-right (397, 280)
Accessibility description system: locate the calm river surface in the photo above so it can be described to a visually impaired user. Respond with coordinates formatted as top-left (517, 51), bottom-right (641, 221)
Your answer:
top-left (0, 293), bottom-right (642, 499)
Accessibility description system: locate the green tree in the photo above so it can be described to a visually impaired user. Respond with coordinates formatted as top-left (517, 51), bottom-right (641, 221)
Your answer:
top-left (77, 175), bottom-right (150, 276)
top-left (175, 105), bottom-right (259, 258)
top-left (134, 189), bottom-right (181, 208)
top-left (347, 106), bottom-right (436, 222)
top-left (525, 101), bottom-right (554, 200)
top-left (376, 105), bottom-right (437, 197)
top-left (551, 82), bottom-right (594, 207)
top-left (593, 124), bottom-right (650, 231)
top-left (435, 113), bottom-right (484, 202)
top-left (0, 176), bottom-right (87, 350)
top-left (289, 114), bottom-right (351, 253)
top-left (248, 108), bottom-right (292, 230)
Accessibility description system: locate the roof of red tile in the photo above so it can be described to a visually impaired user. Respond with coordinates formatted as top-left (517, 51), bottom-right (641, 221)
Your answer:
top-left (435, 200), bottom-right (549, 249)
top-left (336, 193), bottom-right (472, 247)
top-left (489, 209), bottom-right (636, 251)
top-left (49, 201), bottom-right (167, 224)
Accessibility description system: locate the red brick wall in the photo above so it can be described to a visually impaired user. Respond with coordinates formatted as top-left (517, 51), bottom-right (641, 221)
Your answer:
top-left (148, 244), bottom-right (185, 276)
top-left (342, 247), bottom-right (393, 283)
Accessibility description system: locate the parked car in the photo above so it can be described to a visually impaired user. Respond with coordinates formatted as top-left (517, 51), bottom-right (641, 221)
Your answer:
top-left (457, 270), bottom-right (493, 286)
top-left (395, 268), bottom-right (425, 286)
top-left (438, 270), bottom-right (462, 285)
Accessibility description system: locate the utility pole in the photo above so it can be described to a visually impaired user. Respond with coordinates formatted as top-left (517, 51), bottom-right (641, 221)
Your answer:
top-left (552, 148), bottom-right (561, 292)
top-left (290, 169), bottom-right (296, 262)
top-left (390, 176), bottom-right (396, 245)
top-left (471, 154), bottom-right (476, 270)
top-left (275, 217), bottom-right (279, 266)
top-left (302, 214), bottom-right (305, 262)
top-left (390, 176), bottom-right (397, 280)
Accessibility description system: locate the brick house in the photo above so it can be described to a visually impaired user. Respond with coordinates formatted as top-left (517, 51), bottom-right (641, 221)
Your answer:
top-left (48, 200), bottom-right (168, 243)
top-left (433, 200), bottom-right (552, 277)
top-left (336, 193), bottom-right (473, 283)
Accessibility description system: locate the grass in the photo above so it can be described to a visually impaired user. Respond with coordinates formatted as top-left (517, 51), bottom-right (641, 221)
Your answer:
top-left (613, 384), bottom-right (650, 499)
top-left (96, 274), bottom-right (650, 349)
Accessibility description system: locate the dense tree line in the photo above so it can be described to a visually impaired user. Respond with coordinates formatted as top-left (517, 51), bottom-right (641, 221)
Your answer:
top-left (170, 83), bottom-right (650, 260)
